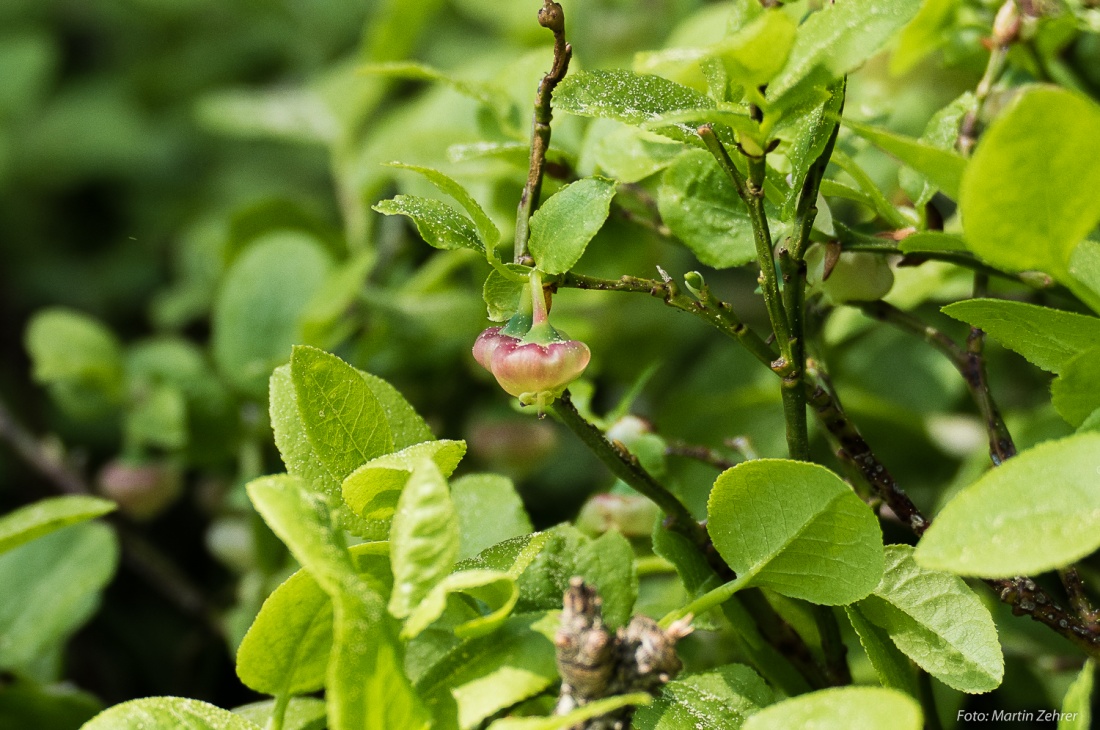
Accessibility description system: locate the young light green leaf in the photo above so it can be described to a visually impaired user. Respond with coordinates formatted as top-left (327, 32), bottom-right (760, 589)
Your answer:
top-left (388, 459), bottom-right (460, 618)
top-left (487, 693), bottom-right (652, 730)
top-left (844, 606), bottom-right (918, 697)
top-left (196, 87), bottom-right (337, 145)
top-left (890, 0), bottom-right (955, 75)
top-left (528, 177), bottom-right (616, 275)
top-left (235, 570), bottom-right (333, 696)
top-left (415, 612), bottom-right (560, 729)
top-left (706, 459), bottom-right (884, 605)
top-left (941, 299), bottom-right (1100, 374)
top-left (554, 70), bottom-right (715, 144)
top-left (590, 124), bottom-right (685, 184)
top-left (767, 0), bottom-right (922, 104)
top-left (658, 149), bottom-right (756, 269)
top-left (0, 496), bottom-right (115, 555)
top-left (960, 86), bottom-right (1100, 281)
top-left (1052, 348), bottom-right (1100, 427)
top-left (361, 62), bottom-right (503, 110)
top-left (373, 195), bottom-right (484, 253)
top-left (290, 345), bottom-right (394, 485)
top-left (232, 698), bottom-right (327, 730)
top-left (842, 119), bottom-right (966, 200)
top-left (342, 439), bottom-right (466, 522)
top-left (125, 383), bottom-right (188, 451)
top-left (358, 371), bottom-right (433, 449)
top-left (779, 80), bottom-right (844, 220)
top-left (855, 545), bottom-right (1003, 693)
top-left (328, 591), bottom-right (431, 730)
top-left (633, 663), bottom-right (773, 730)
top-left (455, 532), bottom-right (551, 578)
top-left (0, 522), bottom-right (119, 672)
top-left (386, 162), bottom-right (500, 248)
top-left (916, 433), bottom-right (1100, 577)
top-left (452, 473), bottom-right (533, 561)
top-left (83, 697), bottom-right (261, 730)
top-left (212, 233), bottom-right (333, 397)
top-left (1059, 660), bottom-right (1093, 730)
top-left (742, 687), bottom-right (921, 730)
top-left (401, 569), bottom-right (517, 639)
top-left (712, 10), bottom-right (797, 91)
top-left (25, 308), bottom-right (123, 394)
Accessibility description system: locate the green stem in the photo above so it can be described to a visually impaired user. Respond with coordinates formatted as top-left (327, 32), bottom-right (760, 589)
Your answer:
top-left (661, 574), bottom-right (753, 628)
top-left (514, 1), bottom-right (572, 261)
top-left (550, 392), bottom-right (708, 551)
top-left (267, 695), bottom-right (290, 730)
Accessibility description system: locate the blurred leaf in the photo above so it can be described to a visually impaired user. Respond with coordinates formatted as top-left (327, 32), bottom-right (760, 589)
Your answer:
top-left (941, 299), bottom-right (1100, 374)
top-left (658, 149), bottom-right (756, 268)
top-left (125, 384), bottom-right (188, 451)
top-left (590, 124), bottom-right (684, 184)
top-left (451, 473), bottom-right (533, 561)
top-left (1059, 660), bottom-right (1093, 730)
top-left (0, 675), bottom-right (101, 730)
top-left (742, 687), bottom-right (921, 730)
top-left (212, 234), bottom-right (333, 397)
top-left (373, 195), bottom-right (485, 253)
top-left (844, 606), bottom-right (918, 696)
top-left (0, 523), bottom-right (118, 673)
top-left (891, 0), bottom-right (956, 75)
top-left (898, 92), bottom-right (974, 210)
top-left (842, 119), bottom-right (966, 200)
top-left (195, 87), bottom-right (338, 145)
top-left (712, 10), bottom-right (797, 91)
top-left (83, 697), bottom-right (260, 730)
top-left (706, 459), bottom-right (884, 605)
top-left (916, 433), bottom-right (1100, 577)
top-left (488, 693), bottom-right (651, 730)
top-left (855, 546), bottom-right (1003, 693)
top-left (25, 308), bottom-right (123, 400)
top-left (960, 87), bottom-right (1100, 290)
top-left (1052, 347), bottom-right (1100, 427)
top-left (633, 663), bottom-right (773, 730)
top-left (342, 439), bottom-right (467, 522)
top-left (779, 80), bottom-right (844, 220)
top-left (0, 496), bottom-right (115, 556)
top-left (529, 177), bottom-right (616, 275)
top-left (388, 460), bottom-right (459, 619)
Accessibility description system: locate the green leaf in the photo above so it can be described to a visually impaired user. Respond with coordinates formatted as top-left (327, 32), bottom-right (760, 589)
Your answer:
top-left (0, 522), bottom-right (118, 672)
top-left (844, 606), bottom-right (918, 696)
top-left (633, 664), bottom-right (773, 730)
top-left (854, 545), bottom-right (1003, 693)
top-left (483, 263), bottom-right (531, 322)
top-left (373, 195), bottom-right (484, 253)
top-left (842, 119), bottom-right (966, 200)
top-left (658, 149), bottom-right (756, 269)
top-left (196, 87), bottom-right (337, 145)
top-left (487, 693), bottom-right (652, 730)
top-left (767, 0), bottom-right (922, 104)
top-left (915, 433), bottom-right (1100, 577)
top-left (1052, 348), bottom-right (1100, 427)
top-left (1059, 660), bottom-right (1093, 730)
top-left (0, 496), bottom-right (115, 555)
top-left (361, 62), bottom-right (504, 112)
top-left (455, 532), bottom-right (551, 578)
top-left (25, 308), bottom-right (123, 392)
top-left (960, 86), bottom-right (1100, 282)
top-left (388, 459), bottom-right (460, 618)
top-left (898, 92), bottom-right (974, 210)
top-left (0, 674), bottom-right (102, 729)
top-left (779, 81), bottom-right (844, 220)
top-left (359, 371), bottom-right (434, 450)
top-left (125, 383), bottom-right (188, 451)
top-left (235, 567), bottom-right (335, 696)
top-left (742, 687), bottom-right (921, 730)
top-left (554, 70), bottom-right (715, 144)
top-left (590, 124), bottom-right (684, 184)
top-left (713, 11), bottom-right (797, 90)
top-left (386, 163), bottom-right (500, 248)
top-left (236, 543), bottom-right (392, 697)
top-left (415, 612), bottom-right (560, 729)
top-left (452, 473), bottom-right (533, 561)
top-left (401, 569), bottom-right (517, 639)
top-left (83, 697), bottom-right (261, 730)
top-left (899, 231), bottom-right (967, 254)
top-left (890, 0), bottom-right (956, 75)
top-left (706, 459), bottom-right (884, 605)
top-left (232, 698), bottom-right (327, 730)
top-left (575, 529), bottom-right (637, 629)
top-left (212, 233), bottom-right (333, 397)
top-left (342, 439), bottom-right (466, 523)
top-left (290, 345), bottom-right (394, 487)
top-left (528, 177), bottom-right (617, 275)
top-left (941, 299), bottom-right (1100, 374)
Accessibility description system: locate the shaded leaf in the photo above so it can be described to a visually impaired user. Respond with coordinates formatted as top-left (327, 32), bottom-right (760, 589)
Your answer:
top-left (528, 177), bottom-right (617, 275)
top-left (844, 606), bottom-right (918, 696)
top-left (633, 663), bottom-right (772, 730)
top-left (0, 496), bottom-right (115, 556)
top-left (342, 439), bottom-right (466, 523)
top-left (742, 687), bottom-right (921, 730)
top-left (452, 473), bottom-right (533, 561)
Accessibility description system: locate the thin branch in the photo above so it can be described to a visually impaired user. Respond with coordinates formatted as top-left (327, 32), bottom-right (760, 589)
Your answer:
top-left (1060, 568), bottom-right (1100, 631)
top-left (550, 392), bottom-right (708, 551)
top-left (664, 440), bottom-right (738, 471)
top-left (514, 0), bottom-right (572, 261)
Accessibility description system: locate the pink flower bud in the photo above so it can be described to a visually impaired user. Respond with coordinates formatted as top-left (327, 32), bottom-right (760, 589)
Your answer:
top-left (490, 338), bottom-right (591, 399)
top-left (472, 327), bottom-right (509, 370)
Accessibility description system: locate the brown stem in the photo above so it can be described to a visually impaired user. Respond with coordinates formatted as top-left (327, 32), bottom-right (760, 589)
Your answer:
top-left (664, 440), bottom-right (738, 471)
top-left (514, 0), bottom-right (572, 261)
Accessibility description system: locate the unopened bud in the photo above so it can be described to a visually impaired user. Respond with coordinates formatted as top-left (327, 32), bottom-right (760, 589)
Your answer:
top-left (992, 1), bottom-right (1021, 47)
